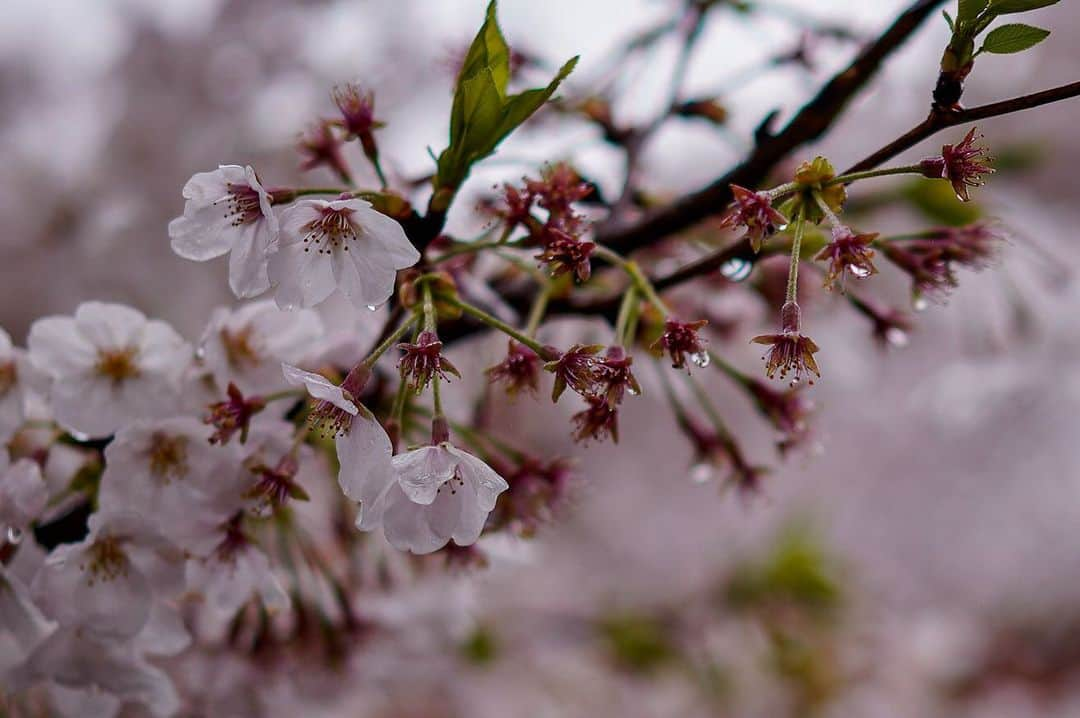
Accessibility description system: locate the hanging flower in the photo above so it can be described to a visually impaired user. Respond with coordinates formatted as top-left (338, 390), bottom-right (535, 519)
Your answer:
top-left (397, 331), bottom-right (461, 394)
top-left (919, 127), bottom-right (994, 202)
top-left (204, 383), bottom-right (265, 445)
top-left (814, 226), bottom-right (878, 290)
top-left (535, 227), bottom-right (595, 282)
top-left (545, 343), bottom-right (604, 402)
top-left (268, 198), bottom-right (420, 311)
top-left (281, 363), bottom-right (395, 508)
top-left (27, 302), bottom-right (190, 438)
top-left (751, 301), bottom-right (821, 386)
top-left (571, 395), bottom-right (619, 444)
top-left (593, 346), bottom-right (640, 405)
top-left (168, 165), bottom-right (279, 298)
top-left (348, 424), bottom-right (509, 554)
top-left (651, 318), bottom-right (709, 371)
top-left (297, 120), bottom-right (350, 183)
top-left (719, 184), bottom-right (788, 252)
top-left (485, 340), bottom-right (541, 397)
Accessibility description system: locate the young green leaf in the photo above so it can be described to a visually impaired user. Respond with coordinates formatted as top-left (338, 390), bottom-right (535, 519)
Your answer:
top-left (957, 0), bottom-right (989, 24)
top-left (989, 0), bottom-right (1061, 14)
top-left (943, 9), bottom-right (955, 31)
top-left (432, 1), bottom-right (578, 205)
top-left (980, 23), bottom-right (1050, 53)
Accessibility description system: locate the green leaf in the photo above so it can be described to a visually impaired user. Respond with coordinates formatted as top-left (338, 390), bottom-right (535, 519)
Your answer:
top-left (943, 9), bottom-right (955, 31)
top-left (433, 1), bottom-right (578, 201)
top-left (957, 0), bottom-right (989, 24)
top-left (980, 22), bottom-right (1050, 53)
top-left (989, 0), bottom-right (1061, 14)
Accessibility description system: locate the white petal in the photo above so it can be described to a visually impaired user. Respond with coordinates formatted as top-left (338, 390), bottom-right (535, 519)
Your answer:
top-left (356, 204), bottom-right (421, 269)
top-left (74, 302), bottom-right (147, 349)
top-left (391, 446), bottom-right (455, 506)
top-left (382, 484), bottom-right (447, 554)
top-left (227, 222), bottom-right (273, 298)
top-left (27, 316), bottom-right (95, 377)
top-left (335, 416), bottom-right (394, 525)
top-left (446, 445), bottom-right (509, 512)
top-left (268, 236), bottom-right (335, 310)
top-left (281, 363), bottom-right (357, 414)
top-left (331, 238), bottom-right (398, 309)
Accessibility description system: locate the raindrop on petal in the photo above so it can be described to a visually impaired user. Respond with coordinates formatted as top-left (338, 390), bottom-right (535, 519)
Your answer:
top-left (847, 264), bottom-right (871, 278)
top-left (690, 352), bottom-right (711, 368)
top-left (719, 257), bottom-right (753, 282)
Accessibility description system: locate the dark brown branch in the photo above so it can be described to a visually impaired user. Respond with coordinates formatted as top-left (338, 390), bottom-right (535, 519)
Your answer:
top-left (596, 0), bottom-right (946, 255)
top-left (848, 80), bottom-right (1080, 173)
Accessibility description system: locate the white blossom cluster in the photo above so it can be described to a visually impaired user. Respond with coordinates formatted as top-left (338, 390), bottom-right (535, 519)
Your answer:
top-left (0, 166), bottom-right (509, 716)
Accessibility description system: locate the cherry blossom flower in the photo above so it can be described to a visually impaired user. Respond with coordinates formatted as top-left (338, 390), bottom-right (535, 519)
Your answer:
top-left (330, 83), bottom-right (383, 160)
top-left (919, 128), bottom-right (994, 202)
top-left (485, 340), bottom-right (541, 397)
top-left (0, 328), bottom-right (39, 442)
top-left (593, 346), bottom-right (640, 404)
top-left (571, 395), bottom-right (619, 444)
top-left (398, 331), bottom-right (461, 394)
top-left (719, 184), bottom-right (788, 252)
top-left (545, 343), bottom-right (603, 401)
top-left (200, 300), bottom-right (323, 396)
top-left (27, 302), bottom-right (190, 438)
top-left (96, 417), bottom-right (243, 557)
top-left (651, 318), bottom-right (709, 371)
top-left (184, 516), bottom-right (288, 619)
top-left (751, 301), bottom-right (821, 385)
top-left (297, 119), bottom-right (350, 182)
top-left (0, 455), bottom-right (47, 538)
top-left (204, 383), bottom-right (265, 445)
top-left (0, 567), bottom-right (56, 681)
top-left (352, 438), bottom-right (509, 554)
top-left (535, 227), bottom-right (595, 282)
top-left (281, 363), bottom-right (395, 507)
top-left (168, 165), bottom-right (279, 298)
top-left (814, 226), bottom-right (878, 290)
top-left (268, 197), bottom-right (420, 311)
top-left (31, 512), bottom-right (185, 644)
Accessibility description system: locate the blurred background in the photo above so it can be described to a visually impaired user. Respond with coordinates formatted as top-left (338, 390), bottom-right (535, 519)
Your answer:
top-left (3, 0), bottom-right (1080, 715)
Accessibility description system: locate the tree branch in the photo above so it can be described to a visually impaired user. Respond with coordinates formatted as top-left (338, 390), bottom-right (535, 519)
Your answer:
top-left (847, 80), bottom-right (1080, 173)
top-left (596, 0), bottom-right (947, 254)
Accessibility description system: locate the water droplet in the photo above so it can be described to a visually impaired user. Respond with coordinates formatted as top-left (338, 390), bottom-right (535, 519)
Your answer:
top-left (885, 327), bottom-right (909, 348)
top-left (847, 264), bottom-right (871, 278)
top-left (627, 386), bottom-right (640, 396)
top-left (719, 257), bottom-right (753, 282)
top-left (194, 345), bottom-right (206, 360)
top-left (689, 463), bottom-right (715, 485)
top-left (912, 294), bottom-right (929, 312)
top-left (365, 305), bottom-right (378, 312)
top-left (67, 430), bottom-right (91, 442)
top-left (250, 501), bottom-right (272, 519)
top-left (6, 526), bottom-right (22, 544)
top-left (690, 352), bottom-right (711, 368)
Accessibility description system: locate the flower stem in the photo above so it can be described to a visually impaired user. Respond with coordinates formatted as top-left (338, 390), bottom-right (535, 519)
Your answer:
top-left (785, 208), bottom-right (806, 305)
top-left (614, 285), bottom-right (640, 347)
top-left (363, 314), bottom-right (418, 368)
top-left (525, 283), bottom-right (551, 338)
top-left (448, 298), bottom-right (556, 360)
top-left (593, 246), bottom-right (671, 315)
top-left (812, 191), bottom-right (843, 230)
top-left (262, 389), bottom-right (306, 404)
top-left (827, 164), bottom-right (924, 186)
top-left (421, 282), bottom-right (436, 334)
